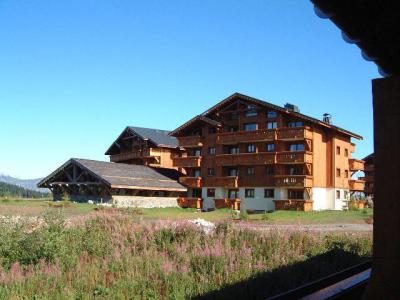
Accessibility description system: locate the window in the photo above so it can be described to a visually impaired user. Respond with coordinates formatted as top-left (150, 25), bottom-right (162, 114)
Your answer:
top-left (229, 146), bottom-right (240, 154)
top-left (192, 129), bottom-right (202, 136)
top-left (247, 144), bottom-right (256, 153)
top-left (336, 168), bottom-right (341, 177)
top-left (345, 148), bottom-right (349, 157)
top-left (266, 143), bottom-right (275, 152)
top-left (246, 104), bottom-right (258, 117)
top-left (288, 166), bottom-right (303, 175)
top-left (245, 189), bottom-right (255, 198)
top-left (344, 170), bottom-right (349, 178)
top-left (336, 190), bottom-right (341, 199)
top-left (228, 189), bottom-right (239, 199)
top-left (194, 169), bottom-right (201, 177)
top-left (290, 144), bottom-right (305, 151)
top-left (247, 167), bottom-right (255, 175)
top-left (288, 189), bottom-right (303, 199)
top-left (229, 168), bottom-right (239, 176)
top-left (267, 111), bottom-right (278, 118)
top-left (244, 123), bottom-right (258, 131)
top-left (194, 149), bottom-right (202, 156)
top-left (230, 112), bottom-right (239, 120)
top-left (264, 189), bottom-right (274, 198)
top-left (207, 168), bottom-right (215, 176)
top-left (209, 127), bottom-right (216, 134)
top-left (208, 147), bottom-right (216, 155)
top-left (336, 146), bottom-right (341, 155)
top-left (266, 165), bottom-right (274, 175)
top-left (207, 188), bottom-right (215, 197)
top-left (267, 121), bottom-right (278, 129)
top-left (229, 126), bottom-right (238, 132)
top-left (288, 121), bottom-right (304, 127)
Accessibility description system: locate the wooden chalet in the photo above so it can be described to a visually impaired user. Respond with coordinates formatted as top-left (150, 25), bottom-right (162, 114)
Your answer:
top-left (170, 93), bottom-right (365, 212)
top-left (38, 158), bottom-right (186, 206)
top-left (361, 153), bottom-right (374, 198)
top-left (105, 126), bottom-right (183, 169)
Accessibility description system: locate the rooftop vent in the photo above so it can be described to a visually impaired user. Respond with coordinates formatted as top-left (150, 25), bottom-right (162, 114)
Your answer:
top-left (323, 113), bottom-right (332, 124)
top-left (284, 103), bottom-right (300, 113)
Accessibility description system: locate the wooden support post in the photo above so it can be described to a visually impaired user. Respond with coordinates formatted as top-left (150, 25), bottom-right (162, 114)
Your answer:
top-left (364, 76), bottom-right (400, 299)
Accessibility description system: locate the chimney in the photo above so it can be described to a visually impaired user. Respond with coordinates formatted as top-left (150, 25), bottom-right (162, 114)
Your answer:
top-left (323, 113), bottom-right (332, 124)
top-left (284, 103), bottom-right (300, 113)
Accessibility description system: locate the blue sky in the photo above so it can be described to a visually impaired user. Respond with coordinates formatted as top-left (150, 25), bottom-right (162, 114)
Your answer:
top-left (0, 0), bottom-right (378, 179)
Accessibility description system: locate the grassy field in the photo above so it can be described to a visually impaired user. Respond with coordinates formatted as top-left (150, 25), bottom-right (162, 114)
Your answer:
top-left (0, 210), bottom-right (372, 299)
top-left (0, 198), bottom-right (373, 224)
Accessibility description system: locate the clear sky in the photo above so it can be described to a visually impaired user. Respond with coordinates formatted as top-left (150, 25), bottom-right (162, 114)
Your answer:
top-left (0, 0), bottom-right (379, 179)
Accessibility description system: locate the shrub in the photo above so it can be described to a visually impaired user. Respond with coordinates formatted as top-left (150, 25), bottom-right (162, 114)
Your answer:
top-left (240, 210), bottom-right (248, 220)
top-left (348, 200), bottom-right (359, 211)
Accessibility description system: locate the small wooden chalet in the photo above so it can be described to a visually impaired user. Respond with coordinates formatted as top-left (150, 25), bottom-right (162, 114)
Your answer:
top-left (38, 158), bottom-right (186, 206)
top-left (105, 126), bottom-right (183, 169)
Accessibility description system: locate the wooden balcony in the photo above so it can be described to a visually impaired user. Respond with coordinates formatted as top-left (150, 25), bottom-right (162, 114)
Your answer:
top-left (177, 197), bottom-right (203, 209)
top-left (274, 175), bottom-right (313, 187)
top-left (217, 129), bottom-right (275, 144)
top-left (273, 199), bottom-right (313, 211)
top-left (349, 159), bottom-right (365, 171)
top-left (214, 198), bottom-right (241, 210)
top-left (213, 176), bottom-right (239, 188)
top-left (215, 152), bottom-right (276, 166)
top-left (277, 127), bottom-right (313, 140)
top-left (177, 136), bottom-right (204, 148)
top-left (172, 156), bottom-right (202, 168)
top-left (276, 151), bottom-right (313, 164)
top-left (110, 152), bottom-right (145, 162)
top-left (179, 177), bottom-right (202, 188)
top-left (349, 179), bottom-right (365, 191)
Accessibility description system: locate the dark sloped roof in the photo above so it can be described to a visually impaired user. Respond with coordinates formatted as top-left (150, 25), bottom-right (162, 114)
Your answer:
top-left (39, 158), bottom-right (186, 192)
top-left (128, 126), bottom-right (179, 147)
top-left (170, 93), bottom-right (362, 139)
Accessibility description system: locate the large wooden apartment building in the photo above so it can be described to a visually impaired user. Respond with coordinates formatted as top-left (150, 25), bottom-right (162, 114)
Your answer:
top-left (170, 93), bottom-right (365, 211)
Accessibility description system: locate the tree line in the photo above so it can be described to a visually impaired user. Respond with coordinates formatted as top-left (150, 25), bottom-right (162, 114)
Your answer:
top-left (0, 181), bottom-right (49, 198)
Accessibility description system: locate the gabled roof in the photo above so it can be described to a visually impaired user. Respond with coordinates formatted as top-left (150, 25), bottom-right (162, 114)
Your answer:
top-left (105, 126), bottom-right (179, 155)
top-left (169, 93), bottom-right (363, 139)
top-left (38, 158), bottom-right (186, 192)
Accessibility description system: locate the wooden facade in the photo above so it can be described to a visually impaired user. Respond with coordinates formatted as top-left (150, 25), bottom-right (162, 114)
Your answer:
top-left (105, 126), bottom-right (183, 169)
top-left (170, 93), bottom-right (364, 211)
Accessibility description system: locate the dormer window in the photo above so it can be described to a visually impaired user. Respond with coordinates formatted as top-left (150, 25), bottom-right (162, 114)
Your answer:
top-left (246, 104), bottom-right (258, 117)
top-left (288, 121), bottom-right (304, 128)
top-left (267, 111), bottom-right (278, 118)
top-left (230, 112), bottom-right (239, 120)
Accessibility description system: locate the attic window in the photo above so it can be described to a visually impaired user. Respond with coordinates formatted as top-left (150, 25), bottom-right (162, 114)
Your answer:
top-left (267, 111), bottom-right (278, 118)
top-left (246, 104), bottom-right (258, 117)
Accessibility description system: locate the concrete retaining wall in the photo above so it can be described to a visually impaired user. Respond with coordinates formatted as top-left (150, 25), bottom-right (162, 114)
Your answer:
top-left (111, 196), bottom-right (179, 208)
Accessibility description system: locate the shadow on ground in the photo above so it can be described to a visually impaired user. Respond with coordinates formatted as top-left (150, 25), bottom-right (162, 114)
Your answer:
top-left (192, 248), bottom-right (370, 300)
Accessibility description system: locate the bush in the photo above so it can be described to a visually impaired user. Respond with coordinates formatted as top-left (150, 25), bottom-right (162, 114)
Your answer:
top-left (240, 210), bottom-right (248, 220)
top-left (348, 200), bottom-right (359, 211)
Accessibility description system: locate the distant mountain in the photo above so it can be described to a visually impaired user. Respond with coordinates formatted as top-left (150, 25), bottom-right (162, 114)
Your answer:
top-left (0, 181), bottom-right (49, 198)
top-left (0, 174), bottom-right (48, 193)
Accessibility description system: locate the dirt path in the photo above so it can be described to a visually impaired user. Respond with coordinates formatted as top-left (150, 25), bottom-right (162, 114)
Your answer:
top-left (235, 222), bottom-right (373, 232)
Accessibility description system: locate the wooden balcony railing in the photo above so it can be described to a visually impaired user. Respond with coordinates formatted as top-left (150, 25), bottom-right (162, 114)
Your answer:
top-left (172, 156), bottom-right (202, 168)
top-left (110, 152), bottom-right (146, 162)
top-left (217, 129), bottom-right (276, 144)
top-left (177, 197), bottom-right (203, 209)
top-left (177, 136), bottom-right (204, 148)
top-left (349, 159), bottom-right (365, 171)
top-left (349, 179), bottom-right (366, 191)
top-left (214, 198), bottom-right (241, 210)
top-left (273, 199), bottom-right (313, 211)
top-left (215, 152), bottom-right (276, 166)
top-left (179, 177), bottom-right (202, 188)
top-left (274, 175), bottom-right (313, 187)
top-left (277, 126), bottom-right (313, 140)
top-left (276, 151), bottom-right (313, 164)
top-left (213, 176), bottom-right (239, 188)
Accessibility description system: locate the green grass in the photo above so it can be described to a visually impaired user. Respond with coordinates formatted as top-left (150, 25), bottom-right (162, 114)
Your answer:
top-left (0, 198), bottom-right (373, 224)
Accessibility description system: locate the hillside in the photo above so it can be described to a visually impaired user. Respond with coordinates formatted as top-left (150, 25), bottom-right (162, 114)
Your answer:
top-left (0, 181), bottom-right (49, 198)
top-left (0, 174), bottom-right (46, 192)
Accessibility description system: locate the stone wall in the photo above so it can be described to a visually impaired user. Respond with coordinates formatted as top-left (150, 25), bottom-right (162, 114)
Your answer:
top-left (111, 196), bottom-right (179, 208)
